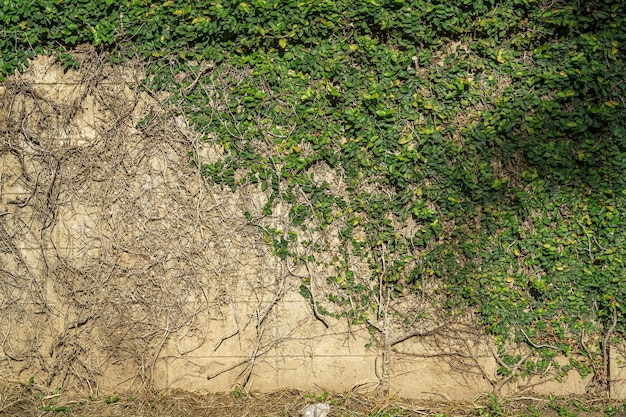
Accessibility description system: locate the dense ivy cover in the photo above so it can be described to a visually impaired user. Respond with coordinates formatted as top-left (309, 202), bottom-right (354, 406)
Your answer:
top-left (2, 0), bottom-right (625, 389)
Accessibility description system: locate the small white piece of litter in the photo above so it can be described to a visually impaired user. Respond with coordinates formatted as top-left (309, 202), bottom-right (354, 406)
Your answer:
top-left (301, 403), bottom-right (330, 417)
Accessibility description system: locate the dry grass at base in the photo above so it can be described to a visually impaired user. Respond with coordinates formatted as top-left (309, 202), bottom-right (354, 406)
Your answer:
top-left (0, 380), bottom-right (622, 417)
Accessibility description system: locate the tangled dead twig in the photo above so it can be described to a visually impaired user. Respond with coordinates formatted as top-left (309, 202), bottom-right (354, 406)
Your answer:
top-left (0, 53), bottom-right (295, 393)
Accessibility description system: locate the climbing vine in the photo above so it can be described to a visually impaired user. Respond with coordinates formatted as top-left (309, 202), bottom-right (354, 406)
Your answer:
top-left (2, 0), bottom-right (626, 393)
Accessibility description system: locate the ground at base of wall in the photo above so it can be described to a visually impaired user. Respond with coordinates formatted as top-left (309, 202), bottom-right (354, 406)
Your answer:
top-left (0, 381), bottom-right (623, 417)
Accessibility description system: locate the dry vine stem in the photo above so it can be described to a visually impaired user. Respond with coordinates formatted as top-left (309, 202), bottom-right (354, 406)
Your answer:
top-left (0, 53), bottom-right (301, 393)
top-left (1, 52), bottom-right (499, 398)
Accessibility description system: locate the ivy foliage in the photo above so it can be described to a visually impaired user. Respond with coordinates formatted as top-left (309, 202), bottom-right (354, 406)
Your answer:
top-left (2, 0), bottom-right (626, 385)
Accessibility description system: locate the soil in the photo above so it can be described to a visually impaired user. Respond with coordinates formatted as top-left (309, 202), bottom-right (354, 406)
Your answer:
top-left (0, 380), bottom-right (621, 417)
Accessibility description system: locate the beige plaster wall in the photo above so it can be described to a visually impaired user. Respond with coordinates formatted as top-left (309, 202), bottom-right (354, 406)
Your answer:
top-left (0, 55), bottom-right (618, 400)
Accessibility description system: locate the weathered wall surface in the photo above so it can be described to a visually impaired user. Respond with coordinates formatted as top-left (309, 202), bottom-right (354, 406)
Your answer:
top-left (1, 55), bottom-right (623, 399)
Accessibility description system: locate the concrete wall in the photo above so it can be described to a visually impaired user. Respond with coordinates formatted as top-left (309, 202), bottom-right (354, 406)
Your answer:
top-left (1, 55), bottom-right (622, 399)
